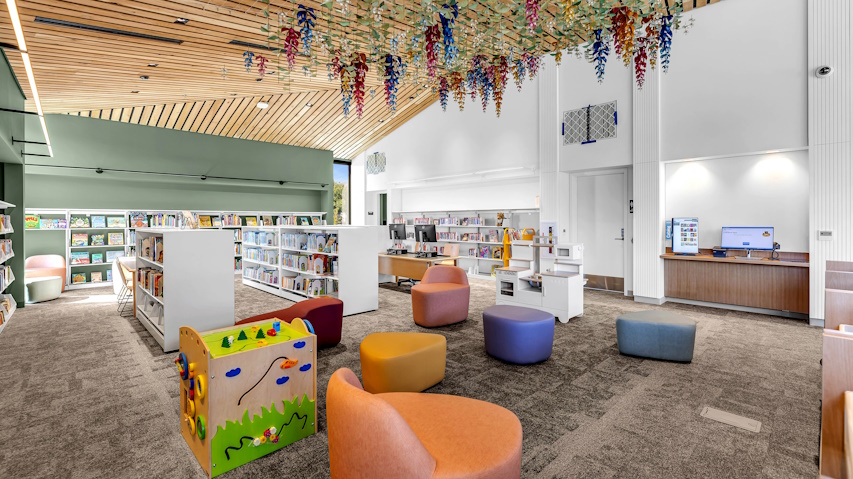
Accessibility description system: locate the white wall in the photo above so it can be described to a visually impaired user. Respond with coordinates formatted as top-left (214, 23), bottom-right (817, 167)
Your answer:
top-left (558, 52), bottom-right (634, 172)
top-left (662, 0), bottom-right (808, 161)
top-left (665, 150), bottom-right (809, 252)
top-left (352, 83), bottom-right (540, 219)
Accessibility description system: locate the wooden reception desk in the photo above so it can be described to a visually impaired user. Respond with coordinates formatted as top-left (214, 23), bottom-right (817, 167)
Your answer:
top-left (661, 250), bottom-right (809, 314)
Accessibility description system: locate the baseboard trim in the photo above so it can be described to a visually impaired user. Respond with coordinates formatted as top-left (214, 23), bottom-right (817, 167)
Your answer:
top-left (664, 297), bottom-right (808, 320)
top-left (634, 295), bottom-right (665, 305)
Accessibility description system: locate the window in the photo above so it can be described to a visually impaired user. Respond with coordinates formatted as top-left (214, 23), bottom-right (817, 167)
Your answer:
top-left (333, 161), bottom-right (350, 225)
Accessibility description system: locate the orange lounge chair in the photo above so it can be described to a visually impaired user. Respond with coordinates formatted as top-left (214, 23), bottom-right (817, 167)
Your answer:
top-left (326, 368), bottom-right (522, 479)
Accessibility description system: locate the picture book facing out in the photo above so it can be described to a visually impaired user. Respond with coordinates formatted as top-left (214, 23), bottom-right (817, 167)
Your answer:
top-left (92, 216), bottom-right (106, 228)
top-left (71, 233), bottom-right (88, 246)
top-left (70, 252), bottom-right (90, 265)
top-left (108, 233), bottom-right (124, 245)
top-left (91, 234), bottom-right (105, 246)
top-left (70, 216), bottom-right (91, 228)
top-left (107, 217), bottom-right (126, 228)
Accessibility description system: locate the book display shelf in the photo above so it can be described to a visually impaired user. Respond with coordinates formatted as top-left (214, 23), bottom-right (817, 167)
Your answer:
top-left (241, 225), bottom-right (379, 316)
top-left (391, 208), bottom-right (540, 280)
top-left (25, 209), bottom-right (326, 288)
top-left (0, 200), bottom-right (17, 336)
top-left (135, 228), bottom-right (235, 351)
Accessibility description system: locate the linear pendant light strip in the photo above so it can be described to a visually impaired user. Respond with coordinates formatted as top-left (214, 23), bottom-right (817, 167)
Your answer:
top-left (6, 0), bottom-right (53, 157)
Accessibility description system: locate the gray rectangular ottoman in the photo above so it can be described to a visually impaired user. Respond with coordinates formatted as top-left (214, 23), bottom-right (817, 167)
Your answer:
top-left (616, 310), bottom-right (696, 362)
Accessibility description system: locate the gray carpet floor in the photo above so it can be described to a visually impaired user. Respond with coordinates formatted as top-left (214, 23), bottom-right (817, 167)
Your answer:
top-left (0, 278), bottom-right (821, 478)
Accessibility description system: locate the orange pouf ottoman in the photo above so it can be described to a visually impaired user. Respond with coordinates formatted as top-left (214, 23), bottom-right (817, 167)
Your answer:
top-left (360, 332), bottom-right (446, 393)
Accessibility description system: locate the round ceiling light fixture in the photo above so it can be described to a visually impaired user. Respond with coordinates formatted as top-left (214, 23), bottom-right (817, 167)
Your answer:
top-left (257, 101), bottom-right (269, 109)
top-left (139, 75), bottom-right (149, 80)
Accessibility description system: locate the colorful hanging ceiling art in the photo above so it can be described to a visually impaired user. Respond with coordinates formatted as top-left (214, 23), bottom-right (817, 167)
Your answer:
top-left (244, 0), bottom-right (694, 119)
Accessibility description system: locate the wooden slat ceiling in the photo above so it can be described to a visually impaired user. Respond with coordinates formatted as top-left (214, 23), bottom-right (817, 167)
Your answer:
top-left (0, 0), bottom-right (721, 159)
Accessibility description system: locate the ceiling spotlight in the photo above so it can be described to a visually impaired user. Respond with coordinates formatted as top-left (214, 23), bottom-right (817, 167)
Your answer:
top-left (378, 119), bottom-right (385, 123)
top-left (131, 90), bottom-right (139, 93)
top-left (139, 75), bottom-right (149, 80)
top-left (256, 78), bottom-right (263, 82)
top-left (409, 96), bottom-right (414, 100)
top-left (200, 175), bottom-right (207, 181)
top-left (175, 18), bottom-right (189, 24)
top-left (148, 63), bottom-right (158, 67)
top-left (306, 103), bottom-right (313, 107)
top-left (95, 168), bottom-right (104, 174)
top-left (257, 101), bottom-right (269, 109)
top-left (279, 180), bottom-right (285, 185)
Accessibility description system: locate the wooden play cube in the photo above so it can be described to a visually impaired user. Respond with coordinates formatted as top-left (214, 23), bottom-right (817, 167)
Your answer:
top-left (177, 318), bottom-right (317, 477)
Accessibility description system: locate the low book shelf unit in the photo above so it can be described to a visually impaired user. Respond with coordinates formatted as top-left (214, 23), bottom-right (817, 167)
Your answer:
top-left (135, 228), bottom-right (235, 351)
top-left (0, 200), bottom-right (16, 336)
top-left (241, 225), bottom-right (378, 316)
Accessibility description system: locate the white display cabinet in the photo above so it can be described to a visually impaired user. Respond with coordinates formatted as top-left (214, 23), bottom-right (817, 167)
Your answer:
top-left (135, 228), bottom-right (235, 351)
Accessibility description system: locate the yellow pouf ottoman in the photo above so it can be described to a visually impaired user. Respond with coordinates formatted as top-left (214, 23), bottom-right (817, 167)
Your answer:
top-left (360, 332), bottom-right (446, 393)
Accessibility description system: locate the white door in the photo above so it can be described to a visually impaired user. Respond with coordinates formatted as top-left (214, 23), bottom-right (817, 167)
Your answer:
top-left (576, 172), bottom-right (625, 289)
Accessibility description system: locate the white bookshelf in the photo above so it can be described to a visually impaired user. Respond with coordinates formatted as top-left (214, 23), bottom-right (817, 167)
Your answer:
top-left (135, 228), bottom-right (235, 352)
top-left (390, 208), bottom-right (540, 280)
top-left (24, 208), bottom-right (327, 287)
top-left (0, 201), bottom-right (16, 336)
top-left (241, 225), bottom-right (379, 316)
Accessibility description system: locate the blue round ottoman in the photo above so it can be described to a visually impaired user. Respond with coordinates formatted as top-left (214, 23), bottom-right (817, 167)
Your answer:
top-left (483, 305), bottom-right (555, 364)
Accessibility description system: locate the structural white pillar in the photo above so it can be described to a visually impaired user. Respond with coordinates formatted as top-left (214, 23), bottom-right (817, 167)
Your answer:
top-left (808, 0), bottom-right (853, 321)
top-left (631, 67), bottom-right (665, 303)
top-left (538, 55), bottom-right (560, 225)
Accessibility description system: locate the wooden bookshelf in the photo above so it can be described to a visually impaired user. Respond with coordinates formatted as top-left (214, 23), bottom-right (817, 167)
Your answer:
top-left (390, 208), bottom-right (540, 280)
top-left (241, 225), bottom-right (379, 316)
top-left (135, 228), bottom-right (235, 352)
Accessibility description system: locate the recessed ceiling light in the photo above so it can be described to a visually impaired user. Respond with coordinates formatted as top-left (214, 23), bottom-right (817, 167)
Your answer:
top-left (148, 63), bottom-right (158, 67)
top-left (175, 18), bottom-right (189, 24)
top-left (139, 75), bottom-right (149, 80)
top-left (306, 103), bottom-right (313, 107)
top-left (378, 119), bottom-right (384, 123)
top-left (256, 78), bottom-right (263, 82)
top-left (257, 101), bottom-right (269, 109)
top-left (131, 90), bottom-right (139, 93)
top-left (409, 96), bottom-right (414, 100)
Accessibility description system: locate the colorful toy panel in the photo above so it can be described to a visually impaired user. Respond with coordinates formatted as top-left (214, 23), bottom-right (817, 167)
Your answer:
top-left (178, 319), bottom-right (317, 477)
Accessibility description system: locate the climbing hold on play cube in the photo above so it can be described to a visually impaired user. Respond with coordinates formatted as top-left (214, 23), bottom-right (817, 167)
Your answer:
top-left (221, 337), bottom-right (230, 348)
top-left (256, 329), bottom-right (265, 339)
top-left (237, 330), bottom-right (248, 341)
top-left (228, 335), bottom-right (234, 345)
top-left (273, 321), bottom-right (281, 332)
top-left (267, 328), bottom-right (277, 337)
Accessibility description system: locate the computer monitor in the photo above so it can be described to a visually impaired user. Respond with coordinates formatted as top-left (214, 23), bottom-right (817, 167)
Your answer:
top-left (672, 217), bottom-right (699, 255)
top-left (389, 224), bottom-right (407, 241)
top-left (413, 224), bottom-right (437, 243)
top-left (720, 226), bottom-right (774, 251)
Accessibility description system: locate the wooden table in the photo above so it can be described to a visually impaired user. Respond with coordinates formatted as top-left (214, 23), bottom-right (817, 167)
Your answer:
top-left (660, 253), bottom-right (809, 314)
top-left (378, 253), bottom-right (460, 282)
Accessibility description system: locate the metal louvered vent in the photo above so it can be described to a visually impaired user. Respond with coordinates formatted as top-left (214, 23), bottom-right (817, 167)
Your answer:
top-left (366, 152), bottom-right (386, 175)
top-left (563, 101), bottom-right (617, 145)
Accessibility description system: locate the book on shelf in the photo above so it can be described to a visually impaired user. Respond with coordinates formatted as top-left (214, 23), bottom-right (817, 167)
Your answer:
top-left (92, 216), bottom-right (106, 228)
top-left (106, 251), bottom-right (122, 263)
top-left (0, 239), bottom-right (11, 258)
top-left (70, 216), bottom-right (91, 228)
top-left (311, 216), bottom-right (321, 226)
top-left (298, 216), bottom-right (311, 226)
top-left (70, 252), bottom-right (90, 265)
top-left (91, 234), bottom-right (105, 246)
top-left (108, 233), bottom-right (124, 245)
top-left (199, 215), bottom-right (212, 228)
top-left (392, 217), bottom-right (406, 224)
top-left (413, 217), bottom-right (431, 225)
top-left (262, 215), bottom-right (273, 226)
top-left (39, 218), bottom-right (65, 229)
top-left (71, 233), bottom-right (88, 246)
top-left (107, 217), bottom-right (126, 227)
top-left (91, 271), bottom-right (103, 283)
top-left (92, 253), bottom-right (104, 264)
top-left (222, 214), bottom-right (241, 227)
top-left (246, 216), bottom-right (258, 226)
top-left (181, 211), bottom-right (197, 229)
top-left (212, 216), bottom-right (222, 227)
top-left (130, 212), bottom-right (147, 228)
top-left (155, 237), bottom-right (164, 262)
top-left (72, 272), bottom-right (86, 284)
top-left (234, 229), bottom-right (242, 242)
top-left (107, 270), bottom-right (113, 282)
top-left (137, 267), bottom-right (164, 297)
top-left (25, 214), bottom-right (40, 229)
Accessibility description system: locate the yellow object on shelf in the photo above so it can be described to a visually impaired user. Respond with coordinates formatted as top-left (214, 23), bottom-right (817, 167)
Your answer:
top-left (522, 228), bottom-right (535, 241)
top-left (502, 228), bottom-right (513, 268)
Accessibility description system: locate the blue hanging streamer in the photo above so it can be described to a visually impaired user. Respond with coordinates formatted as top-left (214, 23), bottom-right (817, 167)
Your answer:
top-left (440, 3), bottom-right (459, 67)
top-left (297, 5), bottom-right (316, 56)
top-left (659, 15), bottom-right (673, 73)
top-left (592, 29), bottom-right (610, 83)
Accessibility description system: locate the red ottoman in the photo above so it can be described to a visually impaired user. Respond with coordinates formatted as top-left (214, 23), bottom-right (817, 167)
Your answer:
top-left (411, 265), bottom-right (470, 327)
top-left (237, 297), bottom-right (343, 348)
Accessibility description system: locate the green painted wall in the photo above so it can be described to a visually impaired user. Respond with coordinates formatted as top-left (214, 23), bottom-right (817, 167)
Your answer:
top-left (0, 49), bottom-right (25, 165)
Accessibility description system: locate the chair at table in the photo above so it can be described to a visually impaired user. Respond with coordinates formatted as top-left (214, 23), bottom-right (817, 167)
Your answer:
top-left (326, 368), bottom-right (522, 479)
top-left (114, 258), bottom-right (134, 316)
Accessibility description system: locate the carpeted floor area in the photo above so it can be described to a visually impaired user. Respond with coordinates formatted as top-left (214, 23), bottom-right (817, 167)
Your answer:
top-left (0, 278), bottom-right (821, 478)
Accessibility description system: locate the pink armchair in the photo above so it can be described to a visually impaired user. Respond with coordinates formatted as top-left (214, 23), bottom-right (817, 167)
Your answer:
top-left (25, 254), bottom-right (66, 292)
top-left (411, 265), bottom-right (470, 327)
top-left (326, 368), bottom-right (522, 479)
